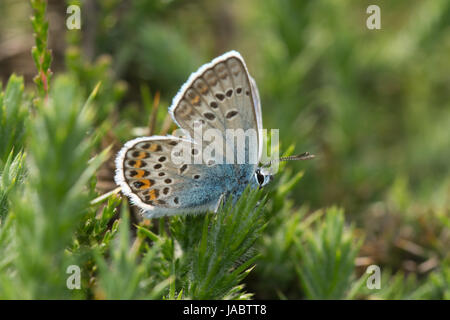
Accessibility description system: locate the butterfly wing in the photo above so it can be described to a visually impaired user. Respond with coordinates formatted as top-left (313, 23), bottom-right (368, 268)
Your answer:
top-left (169, 50), bottom-right (263, 162)
top-left (115, 51), bottom-right (263, 217)
top-left (115, 136), bottom-right (233, 218)
top-left (249, 75), bottom-right (263, 160)
top-left (169, 50), bottom-right (262, 193)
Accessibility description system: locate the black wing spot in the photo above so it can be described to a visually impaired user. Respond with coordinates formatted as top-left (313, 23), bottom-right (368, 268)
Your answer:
top-left (215, 93), bottom-right (225, 101)
top-left (226, 110), bottom-right (238, 119)
top-left (203, 112), bottom-right (216, 121)
top-left (134, 181), bottom-right (144, 188)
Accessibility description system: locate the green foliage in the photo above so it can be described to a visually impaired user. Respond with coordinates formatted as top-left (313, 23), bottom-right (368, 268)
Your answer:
top-left (0, 0), bottom-right (448, 300)
top-left (170, 188), bottom-right (267, 299)
top-left (94, 206), bottom-right (171, 299)
top-left (0, 75), bottom-right (28, 220)
top-left (294, 207), bottom-right (361, 299)
top-left (30, 0), bottom-right (52, 99)
top-left (253, 0), bottom-right (450, 214)
top-left (72, 195), bottom-right (121, 255)
top-left (0, 151), bottom-right (26, 219)
top-left (65, 49), bottom-right (127, 126)
top-left (426, 259), bottom-right (450, 300)
top-left (91, 188), bottom-right (266, 300)
top-left (92, 1), bottom-right (201, 95)
top-left (0, 76), bottom-right (106, 299)
top-left (0, 75), bottom-right (28, 162)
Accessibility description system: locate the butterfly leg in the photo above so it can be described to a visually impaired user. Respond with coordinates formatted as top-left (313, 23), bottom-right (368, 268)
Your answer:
top-left (213, 193), bottom-right (226, 213)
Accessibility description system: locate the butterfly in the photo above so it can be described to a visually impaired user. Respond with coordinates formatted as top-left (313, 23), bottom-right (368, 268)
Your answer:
top-left (114, 51), bottom-right (313, 218)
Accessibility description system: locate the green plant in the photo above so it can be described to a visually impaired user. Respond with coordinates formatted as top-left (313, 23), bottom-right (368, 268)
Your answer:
top-left (30, 0), bottom-right (52, 100)
top-left (170, 187), bottom-right (267, 299)
top-left (0, 75), bottom-right (107, 299)
top-left (294, 207), bottom-right (362, 299)
top-left (0, 0), bottom-right (448, 301)
top-left (0, 151), bottom-right (26, 219)
top-left (0, 75), bottom-right (28, 163)
top-left (94, 206), bottom-right (171, 299)
top-left (0, 74), bottom-right (29, 220)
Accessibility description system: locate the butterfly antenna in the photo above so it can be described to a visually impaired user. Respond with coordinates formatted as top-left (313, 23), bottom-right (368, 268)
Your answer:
top-left (263, 152), bottom-right (315, 168)
top-left (278, 152), bottom-right (315, 162)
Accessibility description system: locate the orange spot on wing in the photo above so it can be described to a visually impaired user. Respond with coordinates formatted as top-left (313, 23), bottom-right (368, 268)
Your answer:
top-left (133, 160), bottom-right (142, 168)
top-left (137, 152), bottom-right (148, 159)
top-left (191, 95), bottom-right (200, 105)
top-left (148, 189), bottom-right (159, 200)
top-left (135, 169), bottom-right (146, 178)
top-left (148, 144), bottom-right (162, 152)
top-left (139, 179), bottom-right (154, 190)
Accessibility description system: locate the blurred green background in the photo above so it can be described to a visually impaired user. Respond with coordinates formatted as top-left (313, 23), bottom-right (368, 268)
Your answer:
top-left (0, 0), bottom-right (449, 299)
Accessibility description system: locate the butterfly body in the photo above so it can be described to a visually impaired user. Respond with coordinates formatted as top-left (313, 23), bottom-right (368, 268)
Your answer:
top-left (115, 51), bottom-right (267, 218)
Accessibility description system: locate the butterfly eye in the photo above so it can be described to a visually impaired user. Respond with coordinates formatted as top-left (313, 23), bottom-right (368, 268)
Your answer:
top-left (257, 174), bottom-right (264, 185)
top-left (255, 170), bottom-right (264, 186)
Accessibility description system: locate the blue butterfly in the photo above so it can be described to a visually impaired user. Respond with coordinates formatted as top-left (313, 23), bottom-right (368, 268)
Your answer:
top-left (115, 51), bottom-right (312, 218)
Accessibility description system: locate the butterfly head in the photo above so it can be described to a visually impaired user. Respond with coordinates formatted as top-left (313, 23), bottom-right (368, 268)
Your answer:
top-left (254, 167), bottom-right (273, 188)
top-left (255, 152), bottom-right (316, 188)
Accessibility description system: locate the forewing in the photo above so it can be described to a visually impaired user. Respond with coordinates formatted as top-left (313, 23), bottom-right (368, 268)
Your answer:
top-left (169, 51), bottom-right (262, 163)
